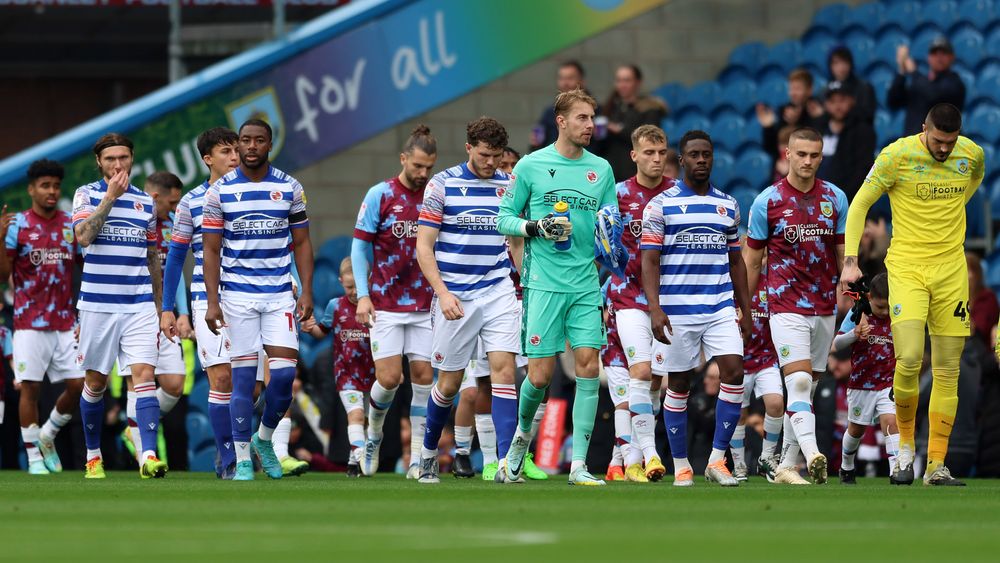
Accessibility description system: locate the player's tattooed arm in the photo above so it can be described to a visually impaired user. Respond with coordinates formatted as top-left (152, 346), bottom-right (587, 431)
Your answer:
top-left (148, 246), bottom-right (163, 313)
top-left (74, 197), bottom-right (116, 247)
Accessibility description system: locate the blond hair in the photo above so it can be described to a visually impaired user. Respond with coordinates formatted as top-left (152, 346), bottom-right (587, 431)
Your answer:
top-left (554, 88), bottom-right (598, 119)
top-left (631, 124), bottom-right (667, 148)
top-left (339, 256), bottom-right (353, 276)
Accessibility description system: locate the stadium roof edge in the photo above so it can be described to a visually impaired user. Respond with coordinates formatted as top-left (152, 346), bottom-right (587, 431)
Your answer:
top-left (0, 0), bottom-right (411, 189)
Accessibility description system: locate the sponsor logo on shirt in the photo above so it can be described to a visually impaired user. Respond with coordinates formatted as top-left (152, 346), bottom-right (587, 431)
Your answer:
top-left (340, 329), bottom-right (367, 342)
top-left (783, 224), bottom-right (834, 244)
top-left (455, 208), bottom-right (498, 231)
top-left (866, 334), bottom-right (892, 346)
top-left (542, 189), bottom-right (598, 212)
top-left (231, 213), bottom-right (286, 236)
top-left (628, 220), bottom-right (642, 238)
top-left (28, 248), bottom-right (73, 267)
top-left (673, 226), bottom-right (727, 249)
top-left (391, 220), bottom-right (418, 238)
top-left (915, 182), bottom-right (963, 200)
top-left (100, 219), bottom-right (147, 242)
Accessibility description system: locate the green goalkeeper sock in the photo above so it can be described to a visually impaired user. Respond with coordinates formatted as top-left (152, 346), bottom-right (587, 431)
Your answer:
top-left (518, 379), bottom-right (547, 434)
top-left (572, 376), bottom-right (600, 463)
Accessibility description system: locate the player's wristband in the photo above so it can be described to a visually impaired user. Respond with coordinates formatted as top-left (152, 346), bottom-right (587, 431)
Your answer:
top-left (524, 220), bottom-right (539, 237)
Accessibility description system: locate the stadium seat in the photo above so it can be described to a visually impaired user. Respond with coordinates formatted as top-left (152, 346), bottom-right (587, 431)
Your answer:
top-left (957, 0), bottom-right (997, 31)
top-left (873, 29), bottom-right (910, 69)
top-left (968, 104), bottom-right (1000, 143)
top-left (950, 25), bottom-right (985, 68)
top-left (718, 65), bottom-right (753, 86)
top-left (764, 40), bottom-right (804, 74)
top-left (711, 150), bottom-right (736, 190)
top-left (967, 188), bottom-right (987, 238)
top-left (865, 62), bottom-right (896, 108)
top-left (848, 36), bottom-right (878, 74)
top-left (882, 0), bottom-right (924, 34)
top-left (728, 42), bottom-right (768, 76)
top-left (687, 82), bottom-right (722, 113)
top-left (843, 2), bottom-right (885, 34)
top-left (977, 57), bottom-right (1000, 79)
top-left (733, 148), bottom-right (772, 192)
top-left (312, 258), bottom-right (343, 308)
top-left (715, 78), bottom-right (757, 115)
top-left (729, 186), bottom-right (760, 225)
top-left (711, 111), bottom-right (747, 152)
top-left (926, 0), bottom-right (962, 32)
top-left (655, 82), bottom-right (686, 110)
top-left (985, 29), bottom-right (1000, 62)
top-left (910, 25), bottom-right (946, 59)
top-left (980, 143), bottom-right (996, 171)
top-left (801, 28), bottom-right (839, 69)
top-left (319, 235), bottom-right (352, 264)
top-left (675, 109), bottom-right (712, 137)
top-left (811, 3), bottom-right (850, 33)
top-left (875, 110), bottom-right (894, 148)
top-left (974, 74), bottom-right (1000, 107)
top-left (756, 67), bottom-right (788, 109)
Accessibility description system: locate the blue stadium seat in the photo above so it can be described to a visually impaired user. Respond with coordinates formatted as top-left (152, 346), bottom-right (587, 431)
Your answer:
top-left (733, 148), bottom-right (772, 192)
top-left (711, 150), bottom-right (736, 190)
top-left (716, 78), bottom-right (758, 115)
top-left (718, 65), bottom-right (753, 87)
top-left (312, 258), bottom-right (343, 308)
top-left (764, 40), bottom-right (804, 74)
top-left (968, 103), bottom-right (1000, 143)
top-left (675, 110), bottom-right (712, 137)
top-left (319, 235), bottom-right (352, 264)
top-left (957, 0), bottom-right (997, 31)
top-left (865, 62), bottom-right (896, 108)
top-left (801, 27), bottom-right (839, 69)
top-left (977, 57), bottom-right (1000, 79)
top-left (981, 143), bottom-right (997, 171)
top-left (923, 1), bottom-right (962, 32)
top-left (874, 110), bottom-right (894, 147)
top-left (985, 28), bottom-right (1000, 62)
top-left (882, 0), bottom-right (924, 34)
top-left (655, 82), bottom-right (686, 110)
top-left (728, 42), bottom-right (768, 76)
top-left (974, 73), bottom-right (1000, 106)
top-left (843, 2), bottom-right (885, 34)
top-left (659, 116), bottom-right (676, 137)
top-left (910, 25), bottom-right (946, 59)
top-left (687, 82), bottom-right (722, 113)
top-left (967, 188), bottom-right (987, 238)
top-left (848, 35), bottom-right (878, 74)
top-left (710, 110), bottom-right (747, 152)
top-left (729, 186), bottom-right (760, 226)
top-left (756, 67), bottom-right (788, 109)
top-left (992, 179), bottom-right (1000, 221)
top-left (811, 3), bottom-right (851, 34)
top-left (950, 25), bottom-right (985, 68)
top-left (873, 29), bottom-right (910, 68)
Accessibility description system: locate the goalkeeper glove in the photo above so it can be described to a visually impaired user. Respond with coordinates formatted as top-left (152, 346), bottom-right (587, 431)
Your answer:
top-left (525, 214), bottom-right (572, 241)
top-left (594, 205), bottom-right (629, 278)
top-left (843, 276), bottom-right (872, 324)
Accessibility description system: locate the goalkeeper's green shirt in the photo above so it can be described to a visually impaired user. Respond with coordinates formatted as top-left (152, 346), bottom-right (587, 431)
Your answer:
top-left (498, 143), bottom-right (617, 293)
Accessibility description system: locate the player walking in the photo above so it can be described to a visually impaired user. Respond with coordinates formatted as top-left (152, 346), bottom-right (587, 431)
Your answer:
top-left (73, 133), bottom-right (166, 479)
top-left (202, 119), bottom-right (314, 481)
top-left (0, 159), bottom-right (83, 474)
top-left (607, 124), bottom-right (673, 482)
top-left (744, 127), bottom-right (849, 484)
top-left (842, 104), bottom-right (984, 486)
top-left (641, 130), bottom-right (752, 487)
top-left (414, 117), bottom-right (521, 484)
top-left (352, 126), bottom-right (437, 478)
top-left (496, 89), bottom-right (618, 486)
top-left (161, 127), bottom-right (240, 478)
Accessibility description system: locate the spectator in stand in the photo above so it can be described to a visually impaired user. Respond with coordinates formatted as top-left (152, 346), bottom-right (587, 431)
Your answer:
top-left (827, 46), bottom-right (877, 124)
top-left (529, 60), bottom-right (590, 151)
top-left (888, 37), bottom-right (966, 136)
top-left (663, 147), bottom-right (680, 180)
top-left (817, 81), bottom-right (876, 201)
top-left (601, 64), bottom-right (668, 181)
top-left (771, 125), bottom-right (795, 183)
top-left (967, 253), bottom-right (999, 348)
top-left (757, 69), bottom-right (825, 162)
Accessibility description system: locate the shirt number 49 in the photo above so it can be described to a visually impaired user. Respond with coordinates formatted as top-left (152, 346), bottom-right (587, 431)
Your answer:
top-left (954, 301), bottom-right (969, 322)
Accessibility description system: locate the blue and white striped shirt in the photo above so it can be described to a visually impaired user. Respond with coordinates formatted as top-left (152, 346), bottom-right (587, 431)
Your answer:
top-left (417, 163), bottom-right (513, 300)
top-left (202, 166), bottom-right (308, 304)
top-left (171, 182), bottom-right (208, 303)
top-left (640, 181), bottom-right (740, 325)
top-left (72, 179), bottom-right (157, 313)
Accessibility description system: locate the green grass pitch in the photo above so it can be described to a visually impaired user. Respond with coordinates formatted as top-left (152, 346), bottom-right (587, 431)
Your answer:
top-left (3, 471), bottom-right (1000, 561)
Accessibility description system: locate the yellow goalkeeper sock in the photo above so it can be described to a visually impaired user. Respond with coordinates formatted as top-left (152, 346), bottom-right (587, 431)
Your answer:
top-left (927, 335), bottom-right (963, 472)
top-left (891, 321), bottom-right (925, 452)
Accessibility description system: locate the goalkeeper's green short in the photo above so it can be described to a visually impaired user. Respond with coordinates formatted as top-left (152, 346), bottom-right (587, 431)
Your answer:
top-left (521, 287), bottom-right (605, 358)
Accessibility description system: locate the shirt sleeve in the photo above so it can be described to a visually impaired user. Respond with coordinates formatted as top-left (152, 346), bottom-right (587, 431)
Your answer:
top-left (202, 185), bottom-right (224, 234)
top-left (746, 191), bottom-right (770, 248)
top-left (497, 161), bottom-right (532, 236)
top-left (71, 186), bottom-right (94, 228)
top-left (417, 176), bottom-right (445, 229)
top-left (835, 187), bottom-right (849, 241)
top-left (966, 143), bottom-right (987, 203)
top-left (838, 315), bottom-right (857, 334)
top-left (728, 199), bottom-right (741, 250)
top-left (4, 213), bottom-right (21, 253)
top-left (290, 180), bottom-right (309, 229)
top-left (171, 195), bottom-right (194, 245)
top-left (844, 146), bottom-right (895, 256)
top-left (353, 184), bottom-right (384, 242)
top-left (147, 208), bottom-right (158, 247)
top-left (639, 196), bottom-right (665, 250)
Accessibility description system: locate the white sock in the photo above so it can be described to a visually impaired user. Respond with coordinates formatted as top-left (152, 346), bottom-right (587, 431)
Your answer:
top-left (272, 417), bottom-right (291, 459)
top-left (650, 390), bottom-right (662, 416)
top-left (348, 423), bottom-right (365, 464)
top-left (779, 413), bottom-right (801, 470)
top-left (410, 383), bottom-right (433, 466)
top-left (40, 407), bottom-right (72, 441)
top-left (368, 381), bottom-right (396, 438)
top-left (885, 432), bottom-right (900, 469)
top-left (570, 459), bottom-right (585, 473)
top-left (786, 371), bottom-right (819, 460)
top-left (257, 421), bottom-right (275, 441)
top-left (629, 379), bottom-right (658, 464)
top-left (842, 431), bottom-right (860, 471)
top-left (617, 408), bottom-right (640, 466)
top-left (762, 414), bottom-right (782, 458)
top-left (87, 448), bottom-right (102, 460)
top-left (126, 391), bottom-right (140, 454)
top-left (529, 401), bottom-right (547, 443)
top-left (156, 388), bottom-right (181, 417)
top-left (731, 424), bottom-right (746, 467)
top-left (235, 441), bottom-right (251, 463)
top-left (611, 444), bottom-right (623, 466)
top-left (22, 425), bottom-right (43, 463)
top-left (475, 414), bottom-right (497, 465)
top-left (455, 425), bottom-right (473, 456)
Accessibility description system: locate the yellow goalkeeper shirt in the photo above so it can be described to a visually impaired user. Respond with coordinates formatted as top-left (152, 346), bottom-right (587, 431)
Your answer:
top-left (845, 133), bottom-right (986, 263)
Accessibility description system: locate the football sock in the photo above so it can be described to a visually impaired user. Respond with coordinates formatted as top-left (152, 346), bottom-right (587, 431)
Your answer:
top-left (80, 383), bottom-right (105, 458)
top-left (650, 388), bottom-right (662, 416)
top-left (347, 423), bottom-right (365, 464)
top-left (517, 378), bottom-right (547, 435)
top-left (208, 390), bottom-right (234, 468)
top-left (367, 381), bottom-right (396, 439)
top-left (410, 383), bottom-right (433, 466)
top-left (126, 390), bottom-right (140, 454)
top-left (529, 401), bottom-right (547, 443)
top-left (663, 388), bottom-right (689, 463)
top-left (786, 371), bottom-right (819, 460)
top-left (259, 358), bottom-right (297, 439)
top-left (454, 425), bottom-right (473, 456)
top-left (730, 424), bottom-right (746, 468)
top-left (134, 381), bottom-right (159, 462)
top-left (885, 432), bottom-right (900, 469)
top-left (22, 425), bottom-right (42, 464)
top-left (422, 385), bottom-right (454, 456)
top-left (272, 417), bottom-right (291, 459)
top-left (891, 320), bottom-right (924, 454)
top-left (762, 414), bottom-right (782, 458)
top-left (40, 407), bottom-right (72, 442)
top-left (629, 379), bottom-right (657, 463)
top-left (491, 383), bottom-right (517, 459)
top-left (708, 382), bottom-right (743, 464)
top-left (230, 354), bottom-right (259, 462)
top-left (475, 413), bottom-right (498, 464)
top-left (611, 444), bottom-right (623, 466)
top-left (618, 407), bottom-right (640, 466)
top-left (927, 335), bottom-right (963, 472)
top-left (778, 413), bottom-right (801, 470)
top-left (570, 376), bottom-right (600, 471)
top-left (841, 431), bottom-right (861, 471)
top-left (156, 388), bottom-right (180, 417)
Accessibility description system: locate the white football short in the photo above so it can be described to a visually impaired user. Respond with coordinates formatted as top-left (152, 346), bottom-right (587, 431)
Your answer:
top-left (193, 303), bottom-right (230, 369)
top-left (431, 289), bottom-right (520, 372)
top-left (462, 344), bottom-right (528, 391)
top-left (223, 298), bottom-right (298, 357)
top-left (118, 329), bottom-right (186, 377)
top-left (661, 315), bottom-right (744, 373)
top-left (769, 313), bottom-right (836, 372)
top-left (604, 365), bottom-right (630, 407)
top-left (615, 308), bottom-right (669, 375)
top-left (12, 329), bottom-right (83, 383)
top-left (742, 365), bottom-right (783, 408)
top-left (369, 311), bottom-right (431, 362)
top-left (79, 309), bottom-right (158, 376)
top-left (847, 387), bottom-right (895, 425)
top-left (339, 389), bottom-right (368, 414)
